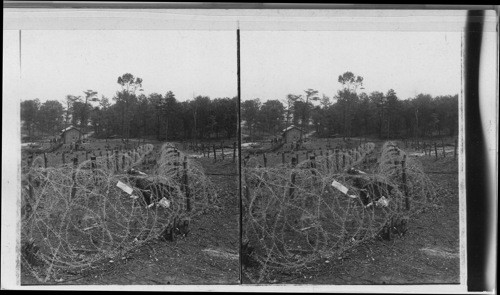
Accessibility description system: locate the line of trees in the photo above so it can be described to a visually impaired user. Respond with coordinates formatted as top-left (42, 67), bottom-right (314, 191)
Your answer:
top-left (242, 71), bottom-right (458, 140)
top-left (21, 73), bottom-right (238, 142)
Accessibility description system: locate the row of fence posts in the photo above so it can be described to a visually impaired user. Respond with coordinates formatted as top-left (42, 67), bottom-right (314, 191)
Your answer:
top-left (26, 147), bottom-right (192, 213)
top-left (190, 142), bottom-right (237, 163)
top-left (254, 147), bottom-right (366, 172)
top-left (404, 138), bottom-right (458, 159)
top-left (28, 143), bottom-right (144, 168)
top-left (27, 147), bottom-right (145, 184)
top-left (243, 146), bottom-right (412, 211)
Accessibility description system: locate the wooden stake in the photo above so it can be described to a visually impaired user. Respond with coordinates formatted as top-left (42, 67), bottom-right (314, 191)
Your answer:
top-left (28, 154), bottom-right (33, 201)
top-left (91, 156), bottom-right (97, 184)
top-left (115, 150), bottom-right (119, 172)
top-left (71, 157), bottom-right (78, 199)
top-left (106, 151), bottom-right (110, 169)
top-left (233, 142), bottom-right (236, 162)
top-left (454, 138), bottom-right (458, 159)
top-left (310, 155), bottom-right (316, 176)
top-left (402, 154), bottom-right (409, 210)
top-left (335, 150), bottom-right (339, 172)
top-left (289, 157), bottom-right (297, 199)
top-left (183, 156), bottom-right (191, 212)
top-left (326, 151), bottom-right (330, 172)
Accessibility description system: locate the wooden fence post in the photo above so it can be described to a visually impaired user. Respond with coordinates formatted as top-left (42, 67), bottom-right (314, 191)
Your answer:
top-left (326, 150), bottom-right (330, 172)
top-left (71, 157), bottom-right (78, 199)
top-left (176, 151), bottom-right (181, 179)
top-left (335, 150), bottom-right (339, 172)
top-left (434, 142), bottom-right (438, 160)
top-left (221, 143), bottom-right (225, 161)
top-left (289, 157), bottom-right (297, 199)
top-left (27, 154), bottom-right (33, 201)
top-left (281, 152), bottom-right (285, 165)
top-left (310, 155), bottom-right (316, 176)
top-left (233, 142), bottom-right (236, 162)
top-left (43, 153), bottom-right (47, 168)
top-left (263, 153), bottom-right (267, 168)
top-left (402, 154), bottom-right (410, 210)
top-left (183, 156), bottom-right (191, 212)
top-left (454, 138), bottom-right (458, 159)
top-left (62, 151), bottom-right (66, 165)
top-left (105, 151), bottom-right (110, 169)
top-left (115, 150), bottom-right (119, 172)
top-left (213, 145), bottom-right (217, 163)
top-left (91, 156), bottom-right (97, 185)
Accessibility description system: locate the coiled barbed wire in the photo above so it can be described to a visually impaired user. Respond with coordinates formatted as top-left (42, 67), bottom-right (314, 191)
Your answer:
top-left (242, 141), bottom-right (436, 282)
top-left (21, 143), bottom-right (218, 282)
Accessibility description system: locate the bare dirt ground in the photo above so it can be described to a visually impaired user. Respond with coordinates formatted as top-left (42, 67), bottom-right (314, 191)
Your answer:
top-left (20, 142), bottom-right (240, 285)
top-left (20, 137), bottom-right (460, 286)
top-left (242, 141), bottom-right (460, 285)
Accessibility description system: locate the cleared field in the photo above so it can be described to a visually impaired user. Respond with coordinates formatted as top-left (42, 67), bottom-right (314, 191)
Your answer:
top-left (20, 139), bottom-right (239, 285)
top-left (241, 137), bottom-right (458, 284)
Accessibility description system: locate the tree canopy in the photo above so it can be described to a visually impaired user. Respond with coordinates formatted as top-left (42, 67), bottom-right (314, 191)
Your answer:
top-left (21, 73), bottom-right (237, 142)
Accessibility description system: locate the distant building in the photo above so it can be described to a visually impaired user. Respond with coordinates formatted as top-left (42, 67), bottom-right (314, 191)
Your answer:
top-left (60, 126), bottom-right (82, 144)
top-left (282, 125), bottom-right (303, 143)
top-left (82, 131), bottom-right (94, 140)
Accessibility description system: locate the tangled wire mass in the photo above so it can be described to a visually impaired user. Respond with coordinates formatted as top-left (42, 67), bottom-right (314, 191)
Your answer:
top-left (21, 143), bottom-right (218, 282)
top-left (242, 141), bottom-right (437, 282)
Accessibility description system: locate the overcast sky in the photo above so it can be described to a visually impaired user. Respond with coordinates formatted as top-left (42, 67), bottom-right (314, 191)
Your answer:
top-left (241, 30), bottom-right (463, 102)
top-left (18, 30), bottom-right (237, 103)
top-left (13, 28), bottom-right (464, 106)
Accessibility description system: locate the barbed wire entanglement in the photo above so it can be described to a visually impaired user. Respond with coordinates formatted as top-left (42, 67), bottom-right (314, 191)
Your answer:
top-left (242, 141), bottom-right (437, 283)
top-left (20, 143), bottom-right (218, 282)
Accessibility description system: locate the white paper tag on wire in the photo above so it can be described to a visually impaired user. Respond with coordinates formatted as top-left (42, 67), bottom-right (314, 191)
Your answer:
top-left (376, 196), bottom-right (390, 207)
top-left (158, 197), bottom-right (170, 208)
top-left (331, 180), bottom-right (349, 195)
top-left (116, 181), bottom-right (133, 195)
top-left (332, 180), bottom-right (358, 199)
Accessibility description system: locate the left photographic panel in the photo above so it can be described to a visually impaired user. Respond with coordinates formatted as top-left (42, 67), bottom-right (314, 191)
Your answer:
top-left (13, 29), bottom-right (239, 285)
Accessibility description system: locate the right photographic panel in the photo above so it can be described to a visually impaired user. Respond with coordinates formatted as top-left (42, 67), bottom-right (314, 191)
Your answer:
top-left (240, 11), bottom-right (464, 285)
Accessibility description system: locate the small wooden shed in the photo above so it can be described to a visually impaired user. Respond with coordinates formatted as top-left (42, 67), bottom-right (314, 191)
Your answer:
top-left (282, 125), bottom-right (303, 143)
top-left (60, 126), bottom-right (82, 144)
